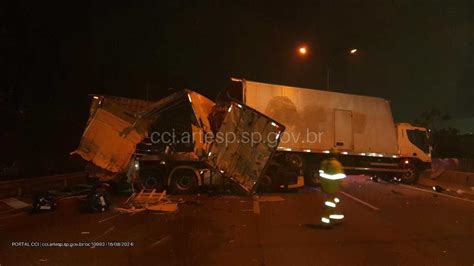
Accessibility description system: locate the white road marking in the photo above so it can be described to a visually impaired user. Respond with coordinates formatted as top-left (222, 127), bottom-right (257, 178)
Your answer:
top-left (399, 184), bottom-right (474, 204)
top-left (90, 226), bottom-right (115, 248)
top-left (150, 235), bottom-right (170, 248)
top-left (340, 191), bottom-right (380, 211)
top-left (98, 213), bottom-right (122, 223)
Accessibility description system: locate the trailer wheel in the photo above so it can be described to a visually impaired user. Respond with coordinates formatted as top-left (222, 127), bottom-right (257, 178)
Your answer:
top-left (170, 169), bottom-right (198, 194)
top-left (142, 176), bottom-right (165, 191)
top-left (286, 154), bottom-right (304, 169)
top-left (401, 169), bottom-right (419, 184)
top-left (258, 166), bottom-right (278, 192)
top-left (304, 166), bottom-right (321, 187)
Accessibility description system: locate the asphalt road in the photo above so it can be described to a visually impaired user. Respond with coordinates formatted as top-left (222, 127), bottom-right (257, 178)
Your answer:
top-left (0, 175), bottom-right (473, 266)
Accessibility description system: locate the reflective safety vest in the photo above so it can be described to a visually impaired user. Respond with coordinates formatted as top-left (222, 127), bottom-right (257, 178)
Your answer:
top-left (319, 158), bottom-right (346, 194)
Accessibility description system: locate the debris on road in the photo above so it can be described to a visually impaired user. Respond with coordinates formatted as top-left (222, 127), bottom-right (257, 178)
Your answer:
top-left (118, 189), bottom-right (178, 213)
top-left (32, 193), bottom-right (57, 212)
top-left (0, 197), bottom-right (30, 209)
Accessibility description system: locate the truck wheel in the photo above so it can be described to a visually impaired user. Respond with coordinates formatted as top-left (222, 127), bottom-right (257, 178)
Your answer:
top-left (286, 154), bottom-right (304, 169)
top-left (258, 166), bottom-right (278, 192)
top-left (401, 169), bottom-right (419, 184)
top-left (170, 170), bottom-right (198, 194)
top-left (304, 166), bottom-right (321, 187)
top-left (143, 176), bottom-right (165, 191)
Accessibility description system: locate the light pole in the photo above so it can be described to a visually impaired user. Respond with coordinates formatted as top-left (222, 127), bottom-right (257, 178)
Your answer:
top-left (326, 48), bottom-right (358, 90)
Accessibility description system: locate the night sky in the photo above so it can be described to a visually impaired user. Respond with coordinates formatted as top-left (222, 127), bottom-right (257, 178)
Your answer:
top-left (0, 1), bottom-right (473, 173)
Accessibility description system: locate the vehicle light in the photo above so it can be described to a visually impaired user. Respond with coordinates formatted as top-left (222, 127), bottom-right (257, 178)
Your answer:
top-left (304, 149), bottom-right (311, 152)
top-left (404, 159), bottom-right (410, 164)
top-left (275, 132), bottom-right (281, 140)
top-left (342, 152), bottom-right (348, 155)
top-left (208, 152), bottom-right (212, 157)
top-left (228, 105), bottom-right (233, 112)
top-left (329, 214), bottom-right (344, 220)
top-left (334, 198), bottom-right (340, 203)
top-left (323, 150), bottom-right (330, 154)
top-left (237, 104), bottom-right (242, 108)
top-left (284, 147), bottom-right (292, 151)
top-left (325, 201), bottom-right (336, 208)
top-left (271, 122), bottom-right (278, 128)
top-left (360, 153), bottom-right (366, 156)
top-left (392, 155), bottom-right (398, 158)
top-left (321, 217), bottom-right (330, 224)
top-left (187, 94), bottom-right (192, 103)
top-left (93, 96), bottom-right (99, 100)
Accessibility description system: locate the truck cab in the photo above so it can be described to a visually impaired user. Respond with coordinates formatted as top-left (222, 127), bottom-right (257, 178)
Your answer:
top-left (396, 123), bottom-right (432, 169)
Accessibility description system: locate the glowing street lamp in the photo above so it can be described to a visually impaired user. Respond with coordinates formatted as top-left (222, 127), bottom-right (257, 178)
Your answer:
top-left (326, 48), bottom-right (358, 89)
top-left (298, 46), bottom-right (307, 55)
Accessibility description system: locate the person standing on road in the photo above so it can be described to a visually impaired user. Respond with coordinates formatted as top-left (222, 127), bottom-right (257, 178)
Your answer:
top-left (319, 149), bottom-right (346, 227)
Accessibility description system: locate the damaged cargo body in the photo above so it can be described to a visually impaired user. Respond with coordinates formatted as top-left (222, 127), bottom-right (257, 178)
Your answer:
top-left (73, 90), bottom-right (285, 194)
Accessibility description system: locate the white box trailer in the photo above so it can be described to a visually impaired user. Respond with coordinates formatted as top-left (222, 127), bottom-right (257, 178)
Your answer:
top-left (232, 79), bottom-right (431, 184)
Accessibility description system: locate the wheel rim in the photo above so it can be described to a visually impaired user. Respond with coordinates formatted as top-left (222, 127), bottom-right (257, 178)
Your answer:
top-left (176, 174), bottom-right (193, 190)
top-left (260, 174), bottom-right (272, 187)
top-left (404, 169), bottom-right (414, 177)
top-left (144, 177), bottom-right (158, 189)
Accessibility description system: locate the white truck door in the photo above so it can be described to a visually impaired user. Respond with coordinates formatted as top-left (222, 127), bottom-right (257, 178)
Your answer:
top-left (334, 109), bottom-right (353, 150)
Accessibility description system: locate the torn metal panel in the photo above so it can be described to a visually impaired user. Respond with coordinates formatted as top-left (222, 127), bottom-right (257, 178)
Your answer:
top-left (206, 102), bottom-right (285, 193)
top-left (74, 90), bottom-right (215, 173)
top-left (72, 104), bottom-right (145, 173)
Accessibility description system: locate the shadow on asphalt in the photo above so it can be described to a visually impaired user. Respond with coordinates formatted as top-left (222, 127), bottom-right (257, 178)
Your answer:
top-left (303, 223), bottom-right (334, 230)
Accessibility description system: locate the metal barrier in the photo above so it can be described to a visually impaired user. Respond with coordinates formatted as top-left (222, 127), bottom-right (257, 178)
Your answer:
top-left (0, 172), bottom-right (88, 198)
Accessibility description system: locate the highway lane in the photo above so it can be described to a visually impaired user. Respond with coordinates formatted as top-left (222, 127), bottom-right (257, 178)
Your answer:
top-left (0, 175), bottom-right (473, 265)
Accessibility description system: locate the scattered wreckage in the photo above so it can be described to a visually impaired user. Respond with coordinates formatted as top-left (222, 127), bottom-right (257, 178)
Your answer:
top-left (72, 89), bottom-right (286, 195)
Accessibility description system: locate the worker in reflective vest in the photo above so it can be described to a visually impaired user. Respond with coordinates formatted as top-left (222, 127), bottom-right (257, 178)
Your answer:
top-left (319, 151), bottom-right (346, 227)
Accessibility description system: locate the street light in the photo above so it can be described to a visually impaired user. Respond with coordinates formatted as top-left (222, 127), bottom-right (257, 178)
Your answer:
top-left (327, 48), bottom-right (358, 90)
top-left (298, 46), bottom-right (307, 55)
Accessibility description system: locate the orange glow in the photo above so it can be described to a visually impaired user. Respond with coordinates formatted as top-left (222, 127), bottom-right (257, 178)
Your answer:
top-left (298, 46), bottom-right (307, 55)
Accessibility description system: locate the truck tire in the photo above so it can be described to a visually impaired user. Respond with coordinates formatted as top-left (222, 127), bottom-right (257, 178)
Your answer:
top-left (286, 154), bottom-right (304, 169)
top-left (401, 169), bottom-right (419, 184)
top-left (304, 165), bottom-right (321, 187)
top-left (258, 167), bottom-right (277, 192)
top-left (170, 169), bottom-right (198, 194)
top-left (142, 176), bottom-right (165, 191)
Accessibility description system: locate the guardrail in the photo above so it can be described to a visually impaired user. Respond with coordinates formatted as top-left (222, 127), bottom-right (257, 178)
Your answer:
top-left (0, 172), bottom-right (88, 199)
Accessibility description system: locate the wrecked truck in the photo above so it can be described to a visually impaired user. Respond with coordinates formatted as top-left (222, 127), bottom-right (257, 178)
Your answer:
top-left (72, 90), bottom-right (286, 194)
